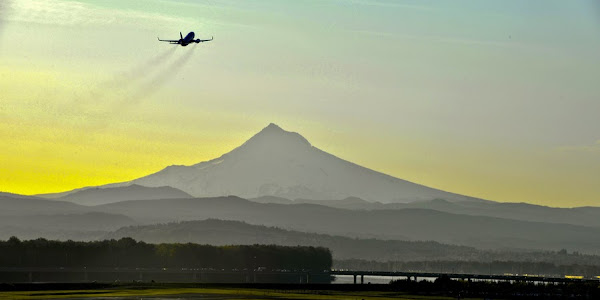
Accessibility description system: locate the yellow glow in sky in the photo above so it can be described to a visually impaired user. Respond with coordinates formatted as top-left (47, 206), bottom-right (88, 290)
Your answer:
top-left (1, 0), bottom-right (599, 207)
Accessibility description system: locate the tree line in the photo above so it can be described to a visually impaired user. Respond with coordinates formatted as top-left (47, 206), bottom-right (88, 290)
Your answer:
top-left (0, 237), bottom-right (332, 271)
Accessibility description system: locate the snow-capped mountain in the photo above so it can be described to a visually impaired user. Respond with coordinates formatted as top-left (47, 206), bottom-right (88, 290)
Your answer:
top-left (122, 123), bottom-right (474, 203)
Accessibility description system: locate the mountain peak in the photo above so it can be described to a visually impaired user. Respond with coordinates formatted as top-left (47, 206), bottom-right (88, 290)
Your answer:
top-left (256, 123), bottom-right (298, 138)
top-left (263, 123), bottom-right (283, 131)
top-left (237, 123), bottom-right (312, 150)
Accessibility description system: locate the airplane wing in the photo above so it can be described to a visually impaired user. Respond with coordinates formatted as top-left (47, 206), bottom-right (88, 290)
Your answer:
top-left (157, 37), bottom-right (180, 44)
top-left (197, 36), bottom-right (213, 42)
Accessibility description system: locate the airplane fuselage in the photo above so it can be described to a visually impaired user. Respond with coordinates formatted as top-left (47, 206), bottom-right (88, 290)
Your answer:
top-left (180, 32), bottom-right (195, 46)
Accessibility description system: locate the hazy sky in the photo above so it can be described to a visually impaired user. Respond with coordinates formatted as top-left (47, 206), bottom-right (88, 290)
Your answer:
top-left (1, 0), bottom-right (599, 207)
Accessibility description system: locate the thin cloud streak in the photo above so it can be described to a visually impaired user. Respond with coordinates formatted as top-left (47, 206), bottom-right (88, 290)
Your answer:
top-left (556, 140), bottom-right (600, 153)
top-left (0, 0), bottom-right (13, 40)
top-left (3, 0), bottom-right (190, 27)
top-left (348, 29), bottom-right (541, 51)
top-left (329, 0), bottom-right (433, 10)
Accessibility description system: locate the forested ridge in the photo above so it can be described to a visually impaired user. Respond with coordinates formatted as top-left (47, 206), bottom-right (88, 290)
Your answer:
top-left (106, 219), bottom-right (600, 265)
top-left (0, 237), bottom-right (332, 271)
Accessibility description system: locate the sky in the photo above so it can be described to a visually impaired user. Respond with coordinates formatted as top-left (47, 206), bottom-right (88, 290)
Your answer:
top-left (0, 0), bottom-right (599, 207)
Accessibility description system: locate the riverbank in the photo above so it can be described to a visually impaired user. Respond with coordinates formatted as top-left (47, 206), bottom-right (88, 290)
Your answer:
top-left (0, 283), bottom-right (473, 300)
top-left (2, 280), bottom-right (599, 299)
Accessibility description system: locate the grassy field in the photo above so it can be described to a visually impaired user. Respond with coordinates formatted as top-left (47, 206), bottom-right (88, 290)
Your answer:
top-left (0, 286), bottom-right (480, 300)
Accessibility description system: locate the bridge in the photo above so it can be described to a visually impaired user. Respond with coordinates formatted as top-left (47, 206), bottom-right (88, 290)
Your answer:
top-left (0, 268), bottom-right (597, 284)
top-left (330, 270), bottom-right (599, 284)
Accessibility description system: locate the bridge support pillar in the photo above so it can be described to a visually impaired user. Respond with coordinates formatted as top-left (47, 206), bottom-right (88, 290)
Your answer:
top-left (413, 276), bottom-right (418, 282)
top-left (361, 275), bottom-right (364, 284)
top-left (353, 274), bottom-right (357, 284)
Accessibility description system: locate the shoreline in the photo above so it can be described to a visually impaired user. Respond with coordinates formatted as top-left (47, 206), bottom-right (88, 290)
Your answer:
top-left (0, 283), bottom-right (469, 300)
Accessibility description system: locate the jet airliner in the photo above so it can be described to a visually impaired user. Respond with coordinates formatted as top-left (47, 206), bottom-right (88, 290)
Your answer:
top-left (158, 32), bottom-right (213, 46)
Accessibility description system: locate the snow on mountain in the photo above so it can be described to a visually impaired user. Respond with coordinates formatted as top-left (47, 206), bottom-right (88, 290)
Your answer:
top-left (126, 123), bottom-right (474, 203)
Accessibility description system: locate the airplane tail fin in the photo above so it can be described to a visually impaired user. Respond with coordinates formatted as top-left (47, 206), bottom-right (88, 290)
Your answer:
top-left (180, 32), bottom-right (183, 40)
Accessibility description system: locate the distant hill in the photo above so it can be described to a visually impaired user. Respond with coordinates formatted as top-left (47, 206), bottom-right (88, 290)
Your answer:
top-left (6, 191), bottom-right (600, 254)
top-left (0, 195), bottom-right (86, 216)
top-left (96, 196), bottom-right (600, 254)
top-left (0, 212), bottom-right (136, 240)
top-left (249, 197), bottom-right (600, 228)
top-left (0, 192), bottom-right (45, 200)
top-left (249, 196), bottom-right (294, 205)
top-left (57, 184), bottom-right (193, 206)
top-left (252, 196), bottom-right (386, 210)
top-left (103, 219), bottom-right (473, 262)
top-left (399, 199), bottom-right (600, 229)
top-left (0, 212), bottom-right (135, 231)
top-left (105, 219), bottom-right (600, 266)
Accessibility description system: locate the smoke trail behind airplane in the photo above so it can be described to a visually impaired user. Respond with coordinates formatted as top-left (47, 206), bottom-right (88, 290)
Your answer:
top-left (100, 46), bottom-right (177, 90)
top-left (57, 46), bottom-right (181, 132)
top-left (127, 45), bottom-right (196, 104)
top-left (68, 47), bottom-right (198, 134)
top-left (77, 46), bottom-right (198, 132)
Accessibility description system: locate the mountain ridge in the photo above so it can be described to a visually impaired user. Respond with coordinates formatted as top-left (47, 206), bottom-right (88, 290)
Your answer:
top-left (5, 192), bottom-right (600, 253)
top-left (57, 184), bottom-right (193, 206)
top-left (93, 196), bottom-right (600, 253)
top-left (104, 219), bottom-right (600, 265)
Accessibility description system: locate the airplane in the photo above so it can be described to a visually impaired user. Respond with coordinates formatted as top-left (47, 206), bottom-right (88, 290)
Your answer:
top-left (157, 32), bottom-right (213, 46)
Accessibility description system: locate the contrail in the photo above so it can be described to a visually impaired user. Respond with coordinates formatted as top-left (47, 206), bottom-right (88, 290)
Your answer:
top-left (100, 46), bottom-right (178, 90)
top-left (127, 45), bottom-right (196, 104)
top-left (73, 46), bottom-right (178, 107)
top-left (60, 46), bottom-right (181, 132)
top-left (90, 47), bottom-right (196, 130)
